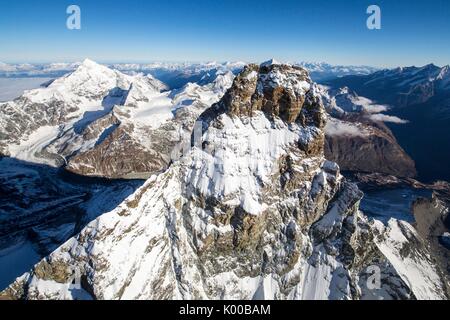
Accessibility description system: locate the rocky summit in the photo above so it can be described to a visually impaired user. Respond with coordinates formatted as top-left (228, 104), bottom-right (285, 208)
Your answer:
top-left (1, 63), bottom-right (448, 300)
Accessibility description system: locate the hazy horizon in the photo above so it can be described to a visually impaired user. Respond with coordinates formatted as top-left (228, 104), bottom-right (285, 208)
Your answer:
top-left (1, 58), bottom-right (449, 70)
top-left (1, 0), bottom-right (450, 68)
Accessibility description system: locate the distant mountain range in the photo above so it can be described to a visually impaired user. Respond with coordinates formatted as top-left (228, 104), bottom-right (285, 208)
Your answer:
top-left (0, 61), bottom-right (378, 85)
top-left (0, 61), bottom-right (244, 89)
top-left (295, 62), bottom-right (379, 82)
top-left (327, 64), bottom-right (450, 106)
top-left (327, 63), bottom-right (450, 182)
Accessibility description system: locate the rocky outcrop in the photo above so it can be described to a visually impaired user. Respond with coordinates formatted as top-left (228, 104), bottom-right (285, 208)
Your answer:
top-left (223, 64), bottom-right (315, 124)
top-left (1, 63), bottom-right (448, 300)
top-left (325, 64), bottom-right (450, 182)
top-left (318, 86), bottom-right (417, 178)
top-left (325, 116), bottom-right (416, 177)
top-left (413, 196), bottom-right (450, 282)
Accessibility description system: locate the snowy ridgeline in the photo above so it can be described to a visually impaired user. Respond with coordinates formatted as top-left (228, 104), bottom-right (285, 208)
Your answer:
top-left (0, 60), bottom-right (380, 90)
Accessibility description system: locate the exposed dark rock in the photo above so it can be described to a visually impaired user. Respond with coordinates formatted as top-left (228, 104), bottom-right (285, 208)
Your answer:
top-left (325, 116), bottom-right (417, 178)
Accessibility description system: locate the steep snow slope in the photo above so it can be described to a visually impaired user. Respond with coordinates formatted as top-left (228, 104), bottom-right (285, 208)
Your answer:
top-left (2, 63), bottom-right (447, 300)
top-left (0, 155), bottom-right (144, 291)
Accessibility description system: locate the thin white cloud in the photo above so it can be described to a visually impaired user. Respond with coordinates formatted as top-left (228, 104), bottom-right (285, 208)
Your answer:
top-left (352, 96), bottom-right (389, 113)
top-left (368, 114), bottom-right (409, 124)
top-left (364, 104), bottom-right (389, 113)
top-left (325, 118), bottom-right (367, 137)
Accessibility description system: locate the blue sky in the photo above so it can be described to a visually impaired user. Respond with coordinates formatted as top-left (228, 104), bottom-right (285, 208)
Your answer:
top-left (0, 0), bottom-right (449, 67)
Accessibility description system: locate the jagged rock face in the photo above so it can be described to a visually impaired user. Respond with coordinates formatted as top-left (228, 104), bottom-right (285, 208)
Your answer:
top-left (65, 123), bottom-right (167, 179)
top-left (1, 63), bottom-right (448, 300)
top-left (223, 64), bottom-right (321, 126)
top-left (209, 64), bottom-right (325, 158)
top-left (369, 218), bottom-right (448, 299)
top-left (0, 98), bottom-right (76, 156)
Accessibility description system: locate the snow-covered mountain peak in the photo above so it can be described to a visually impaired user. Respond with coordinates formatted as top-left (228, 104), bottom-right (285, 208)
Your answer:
top-left (210, 70), bottom-right (235, 92)
top-left (260, 58), bottom-right (281, 67)
top-left (0, 59), bottom-right (170, 163)
top-left (24, 59), bottom-right (166, 104)
top-left (80, 58), bottom-right (101, 68)
top-left (67, 58), bottom-right (118, 80)
top-left (223, 61), bottom-right (247, 69)
top-left (51, 60), bottom-right (131, 97)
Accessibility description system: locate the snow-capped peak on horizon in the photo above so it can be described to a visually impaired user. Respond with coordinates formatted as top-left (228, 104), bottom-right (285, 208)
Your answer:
top-left (80, 58), bottom-right (103, 68)
top-left (47, 59), bottom-right (129, 96)
top-left (5, 58), bottom-right (167, 108)
top-left (260, 58), bottom-right (282, 67)
top-left (0, 59), bottom-right (381, 83)
top-left (67, 59), bottom-right (113, 76)
top-left (296, 61), bottom-right (378, 69)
